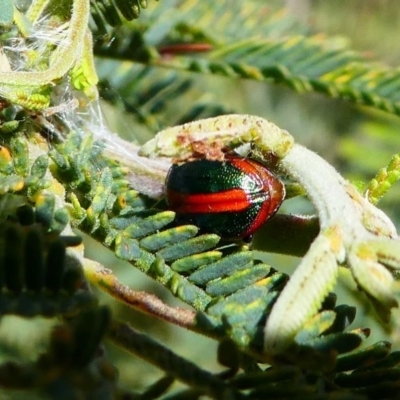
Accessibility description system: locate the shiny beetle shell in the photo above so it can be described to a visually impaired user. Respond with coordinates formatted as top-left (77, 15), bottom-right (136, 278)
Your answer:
top-left (165, 155), bottom-right (285, 239)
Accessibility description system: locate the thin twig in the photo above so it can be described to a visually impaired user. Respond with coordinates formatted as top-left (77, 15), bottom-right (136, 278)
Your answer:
top-left (108, 320), bottom-right (242, 399)
top-left (84, 258), bottom-right (199, 330)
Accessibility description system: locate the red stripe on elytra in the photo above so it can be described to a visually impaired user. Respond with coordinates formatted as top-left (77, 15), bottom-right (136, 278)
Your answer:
top-left (228, 156), bottom-right (261, 176)
top-left (241, 181), bottom-right (284, 237)
top-left (229, 155), bottom-right (282, 193)
top-left (167, 188), bottom-right (251, 213)
top-left (228, 156), bottom-right (268, 189)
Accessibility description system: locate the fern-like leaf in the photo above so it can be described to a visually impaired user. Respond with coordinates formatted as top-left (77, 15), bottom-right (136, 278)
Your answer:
top-left (94, 0), bottom-right (400, 117)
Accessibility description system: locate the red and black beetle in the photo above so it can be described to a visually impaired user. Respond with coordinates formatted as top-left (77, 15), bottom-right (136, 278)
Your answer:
top-left (165, 155), bottom-right (285, 239)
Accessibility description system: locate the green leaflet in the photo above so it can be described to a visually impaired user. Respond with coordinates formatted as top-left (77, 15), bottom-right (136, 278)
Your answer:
top-left (141, 225), bottom-right (200, 252)
top-left (336, 341), bottom-right (392, 372)
top-left (205, 263), bottom-right (272, 297)
top-left (170, 250), bottom-right (222, 273)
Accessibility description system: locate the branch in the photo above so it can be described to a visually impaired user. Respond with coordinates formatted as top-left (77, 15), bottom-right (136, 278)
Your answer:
top-left (84, 258), bottom-right (201, 330)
